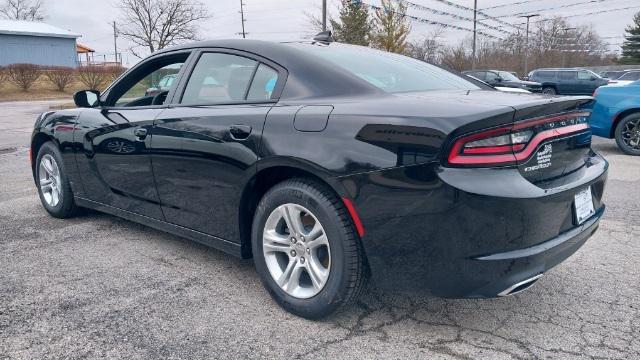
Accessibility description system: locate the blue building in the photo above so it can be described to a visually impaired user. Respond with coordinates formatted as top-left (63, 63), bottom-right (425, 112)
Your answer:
top-left (0, 20), bottom-right (80, 67)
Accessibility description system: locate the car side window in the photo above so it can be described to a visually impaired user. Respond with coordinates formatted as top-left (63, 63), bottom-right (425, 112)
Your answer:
top-left (558, 71), bottom-right (577, 80)
top-left (181, 53), bottom-right (258, 105)
top-left (577, 71), bottom-right (593, 80)
top-left (246, 64), bottom-right (279, 101)
top-left (485, 72), bottom-right (499, 82)
top-left (620, 72), bottom-right (640, 81)
top-left (109, 55), bottom-right (187, 107)
top-left (535, 71), bottom-right (555, 80)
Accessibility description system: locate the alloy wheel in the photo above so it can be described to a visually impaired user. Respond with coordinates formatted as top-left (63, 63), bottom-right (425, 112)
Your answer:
top-left (621, 118), bottom-right (640, 150)
top-left (262, 203), bottom-right (331, 299)
top-left (39, 154), bottom-right (62, 207)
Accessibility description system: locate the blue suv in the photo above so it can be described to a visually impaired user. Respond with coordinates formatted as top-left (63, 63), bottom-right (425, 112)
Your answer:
top-left (528, 68), bottom-right (609, 95)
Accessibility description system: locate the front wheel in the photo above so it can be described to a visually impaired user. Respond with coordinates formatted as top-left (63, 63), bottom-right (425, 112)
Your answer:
top-left (252, 178), bottom-right (367, 319)
top-left (35, 141), bottom-right (78, 218)
top-left (542, 86), bottom-right (557, 95)
top-left (615, 113), bottom-right (640, 156)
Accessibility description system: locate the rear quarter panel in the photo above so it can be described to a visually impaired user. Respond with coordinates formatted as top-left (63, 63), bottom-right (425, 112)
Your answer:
top-left (591, 86), bottom-right (640, 138)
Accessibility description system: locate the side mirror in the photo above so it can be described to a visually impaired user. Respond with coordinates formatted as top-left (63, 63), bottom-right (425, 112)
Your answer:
top-left (74, 90), bottom-right (101, 108)
top-left (590, 76), bottom-right (597, 81)
top-left (496, 77), bottom-right (503, 83)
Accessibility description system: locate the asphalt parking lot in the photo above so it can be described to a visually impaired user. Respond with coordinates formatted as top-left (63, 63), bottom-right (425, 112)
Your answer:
top-left (1, 100), bottom-right (639, 359)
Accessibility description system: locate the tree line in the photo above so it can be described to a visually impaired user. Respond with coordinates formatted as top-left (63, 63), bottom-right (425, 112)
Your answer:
top-left (316, 0), bottom-right (640, 75)
top-left (0, 64), bottom-right (125, 92)
top-left (2, 0), bottom-right (639, 76)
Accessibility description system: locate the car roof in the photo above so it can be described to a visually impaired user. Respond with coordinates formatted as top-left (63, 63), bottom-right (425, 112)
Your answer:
top-left (152, 39), bottom-right (385, 100)
top-left (533, 68), bottom-right (591, 72)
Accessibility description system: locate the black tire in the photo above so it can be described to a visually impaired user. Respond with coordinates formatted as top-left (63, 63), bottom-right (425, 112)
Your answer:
top-left (35, 141), bottom-right (78, 218)
top-left (251, 178), bottom-right (367, 319)
top-left (542, 86), bottom-right (557, 95)
top-left (614, 113), bottom-right (640, 156)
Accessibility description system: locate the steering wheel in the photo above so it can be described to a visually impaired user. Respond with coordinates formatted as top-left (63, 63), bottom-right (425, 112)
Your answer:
top-left (152, 91), bottom-right (169, 106)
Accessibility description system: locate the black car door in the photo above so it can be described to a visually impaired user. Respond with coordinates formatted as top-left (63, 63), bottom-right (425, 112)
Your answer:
top-left (74, 51), bottom-right (193, 219)
top-left (150, 50), bottom-right (285, 242)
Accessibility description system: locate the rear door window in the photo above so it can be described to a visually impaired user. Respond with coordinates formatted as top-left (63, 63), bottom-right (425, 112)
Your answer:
top-left (246, 64), bottom-right (279, 101)
top-left (558, 71), bottom-right (577, 80)
top-left (181, 53), bottom-right (258, 105)
top-left (535, 71), bottom-right (556, 80)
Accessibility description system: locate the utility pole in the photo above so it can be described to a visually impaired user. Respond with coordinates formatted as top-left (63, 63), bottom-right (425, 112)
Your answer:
top-left (562, 27), bottom-right (577, 67)
top-left (113, 21), bottom-right (118, 65)
top-left (519, 14), bottom-right (540, 76)
top-left (472, 0), bottom-right (477, 70)
top-left (239, 0), bottom-right (247, 39)
top-left (322, 0), bottom-right (327, 32)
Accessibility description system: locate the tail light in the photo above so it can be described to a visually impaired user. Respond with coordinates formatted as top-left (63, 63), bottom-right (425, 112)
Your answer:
top-left (447, 111), bottom-right (590, 167)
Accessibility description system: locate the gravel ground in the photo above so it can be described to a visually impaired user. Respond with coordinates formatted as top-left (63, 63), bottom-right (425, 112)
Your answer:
top-left (1, 101), bottom-right (639, 359)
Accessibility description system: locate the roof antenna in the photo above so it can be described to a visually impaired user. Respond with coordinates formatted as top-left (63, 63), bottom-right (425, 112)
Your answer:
top-left (313, 31), bottom-right (334, 44)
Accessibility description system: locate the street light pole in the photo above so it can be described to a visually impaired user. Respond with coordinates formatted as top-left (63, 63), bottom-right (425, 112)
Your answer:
top-left (519, 14), bottom-right (540, 77)
top-left (472, 0), bottom-right (477, 70)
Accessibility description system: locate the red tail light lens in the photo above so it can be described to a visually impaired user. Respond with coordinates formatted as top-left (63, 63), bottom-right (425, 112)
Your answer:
top-left (448, 111), bottom-right (590, 167)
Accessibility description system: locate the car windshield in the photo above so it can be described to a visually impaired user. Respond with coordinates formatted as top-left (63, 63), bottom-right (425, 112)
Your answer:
top-left (289, 43), bottom-right (480, 93)
top-left (497, 71), bottom-right (519, 81)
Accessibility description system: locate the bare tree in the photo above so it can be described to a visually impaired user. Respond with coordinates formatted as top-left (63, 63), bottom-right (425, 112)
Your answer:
top-left (0, 0), bottom-right (45, 21)
top-left (44, 66), bottom-right (75, 92)
top-left (0, 66), bottom-right (6, 86)
top-left (77, 66), bottom-right (109, 91)
top-left (6, 64), bottom-right (41, 91)
top-left (407, 28), bottom-right (444, 63)
top-left (117, 0), bottom-right (210, 57)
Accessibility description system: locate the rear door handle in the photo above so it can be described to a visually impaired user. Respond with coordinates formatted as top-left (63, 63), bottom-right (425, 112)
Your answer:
top-left (134, 128), bottom-right (148, 141)
top-left (229, 125), bottom-right (252, 140)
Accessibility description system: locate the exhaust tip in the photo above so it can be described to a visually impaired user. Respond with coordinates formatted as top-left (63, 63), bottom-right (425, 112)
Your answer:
top-left (498, 274), bottom-right (543, 297)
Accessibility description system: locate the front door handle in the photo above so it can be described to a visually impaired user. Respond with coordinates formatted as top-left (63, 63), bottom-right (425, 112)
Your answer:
top-left (134, 128), bottom-right (148, 141)
top-left (229, 125), bottom-right (252, 140)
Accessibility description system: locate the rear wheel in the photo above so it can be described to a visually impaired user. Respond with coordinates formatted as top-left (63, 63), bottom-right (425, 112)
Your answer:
top-left (35, 142), bottom-right (78, 218)
top-left (252, 178), bottom-right (367, 319)
top-left (615, 113), bottom-right (640, 156)
top-left (542, 86), bottom-right (557, 95)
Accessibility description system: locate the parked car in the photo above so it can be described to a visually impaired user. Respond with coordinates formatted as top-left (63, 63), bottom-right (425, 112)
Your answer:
top-left (590, 80), bottom-right (640, 155)
top-left (599, 70), bottom-right (625, 80)
top-left (528, 68), bottom-right (608, 95)
top-left (145, 74), bottom-right (177, 97)
top-left (32, 38), bottom-right (608, 319)
top-left (463, 74), bottom-right (532, 94)
top-left (463, 69), bottom-right (542, 92)
top-left (607, 70), bottom-right (640, 87)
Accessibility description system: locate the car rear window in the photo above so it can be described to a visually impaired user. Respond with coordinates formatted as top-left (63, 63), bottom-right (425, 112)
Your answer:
top-left (289, 43), bottom-right (480, 93)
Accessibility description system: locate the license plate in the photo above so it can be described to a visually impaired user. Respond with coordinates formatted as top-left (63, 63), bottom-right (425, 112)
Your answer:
top-left (574, 186), bottom-right (595, 225)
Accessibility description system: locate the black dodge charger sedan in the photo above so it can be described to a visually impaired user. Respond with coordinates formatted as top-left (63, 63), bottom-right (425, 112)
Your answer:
top-left (31, 37), bottom-right (607, 319)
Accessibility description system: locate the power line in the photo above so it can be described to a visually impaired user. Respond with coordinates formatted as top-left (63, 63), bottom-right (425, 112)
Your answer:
top-left (395, 0), bottom-right (513, 36)
top-left (426, 0), bottom-right (524, 31)
top-left (520, 5), bottom-right (640, 25)
top-left (489, 0), bottom-right (608, 19)
top-left (481, 0), bottom-right (547, 11)
top-left (363, 2), bottom-right (503, 40)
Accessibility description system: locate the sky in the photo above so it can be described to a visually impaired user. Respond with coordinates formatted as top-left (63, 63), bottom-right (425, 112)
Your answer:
top-left (41, 0), bottom-right (640, 66)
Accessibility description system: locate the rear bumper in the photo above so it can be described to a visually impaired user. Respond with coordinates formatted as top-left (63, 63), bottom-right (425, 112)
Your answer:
top-left (336, 153), bottom-right (608, 298)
